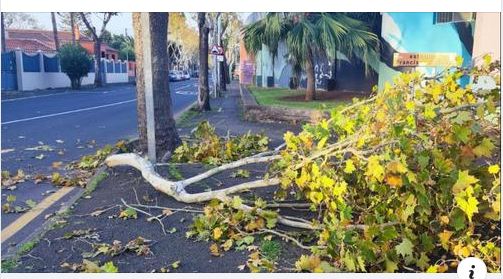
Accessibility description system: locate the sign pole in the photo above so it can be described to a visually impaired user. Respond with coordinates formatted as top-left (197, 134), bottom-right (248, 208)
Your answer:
top-left (140, 13), bottom-right (156, 162)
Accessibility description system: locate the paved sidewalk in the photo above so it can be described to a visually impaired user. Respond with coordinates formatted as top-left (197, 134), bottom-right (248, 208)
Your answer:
top-left (5, 82), bottom-right (306, 273)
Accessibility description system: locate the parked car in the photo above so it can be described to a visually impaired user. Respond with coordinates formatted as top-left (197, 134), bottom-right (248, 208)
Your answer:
top-left (182, 71), bottom-right (190, 80)
top-left (169, 71), bottom-right (178, 81)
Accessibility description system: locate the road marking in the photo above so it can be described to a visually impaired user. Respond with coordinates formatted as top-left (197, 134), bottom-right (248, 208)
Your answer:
top-left (2, 99), bottom-right (136, 125)
top-left (1, 91), bottom-right (100, 103)
top-left (1, 186), bottom-right (74, 244)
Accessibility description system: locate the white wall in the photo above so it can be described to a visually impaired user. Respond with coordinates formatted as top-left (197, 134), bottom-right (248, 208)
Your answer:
top-left (19, 72), bottom-right (95, 91)
top-left (105, 72), bottom-right (128, 84)
top-left (15, 50), bottom-right (128, 91)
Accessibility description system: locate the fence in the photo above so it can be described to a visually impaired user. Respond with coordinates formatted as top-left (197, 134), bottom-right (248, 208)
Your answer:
top-left (1, 50), bottom-right (129, 91)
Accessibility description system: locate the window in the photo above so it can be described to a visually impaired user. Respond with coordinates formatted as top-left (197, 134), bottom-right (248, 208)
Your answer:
top-left (435, 12), bottom-right (475, 24)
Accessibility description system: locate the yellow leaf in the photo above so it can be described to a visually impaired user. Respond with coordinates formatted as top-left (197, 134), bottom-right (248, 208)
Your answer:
top-left (455, 189), bottom-right (479, 223)
top-left (439, 215), bottom-right (450, 225)
top-left (309, 191), bottom-right (324, 204)
top-left (365, 155), bottom-right (384, 182)
top-left (438, 230), bottom-right (453, 250)
top-left (209, 243), bottom-right (220, 256)
top-left (452, 170), bottom-right (479, 194)
top-left (405, 101), bottom-right (415, 111)
top-left (426, 265), bottom-right (438, 273)
top-left (488, 164), bottom-right (500, 174)
top-left (385, 175), bottom-right (403, 188)
top-left (387, 160), bottom-right (408, 174)
top-left (344, 159), bottom-right (356, 174)
top-left (213, 227), bottom-right (223, 240)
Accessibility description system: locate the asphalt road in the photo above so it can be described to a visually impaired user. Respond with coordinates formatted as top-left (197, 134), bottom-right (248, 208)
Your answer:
top-left (1, 79), bottom-right (198, 234)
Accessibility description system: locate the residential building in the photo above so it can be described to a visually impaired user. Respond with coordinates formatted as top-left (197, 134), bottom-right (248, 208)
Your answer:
top-left (4, 29), bottom-right (120, 60)
top-left (240, 12), bottom-right (500, 93)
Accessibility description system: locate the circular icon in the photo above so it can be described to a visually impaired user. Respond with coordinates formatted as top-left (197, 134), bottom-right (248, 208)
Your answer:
top-left (457, 257), bottom-right (487, 279)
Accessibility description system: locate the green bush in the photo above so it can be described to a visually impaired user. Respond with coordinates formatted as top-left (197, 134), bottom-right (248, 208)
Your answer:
top-left (59, 43), bottom-right (92, 89)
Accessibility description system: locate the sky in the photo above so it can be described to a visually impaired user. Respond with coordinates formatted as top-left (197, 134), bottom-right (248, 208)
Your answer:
top-left (28, 12), bottom-right (250, 37)
top-left (30, 12), bottom-right (134, 35)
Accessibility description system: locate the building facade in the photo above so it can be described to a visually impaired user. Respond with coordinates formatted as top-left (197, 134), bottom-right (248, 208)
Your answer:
top-left (240, 12), bottom-right (500, 93)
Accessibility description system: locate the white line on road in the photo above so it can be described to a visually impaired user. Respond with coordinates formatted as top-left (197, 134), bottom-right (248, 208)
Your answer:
top-left (2, 99), bottom-right (136, 125)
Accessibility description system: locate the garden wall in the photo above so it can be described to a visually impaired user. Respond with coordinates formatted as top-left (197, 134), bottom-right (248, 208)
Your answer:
top-left (6, 50), bottom-right (129, 91)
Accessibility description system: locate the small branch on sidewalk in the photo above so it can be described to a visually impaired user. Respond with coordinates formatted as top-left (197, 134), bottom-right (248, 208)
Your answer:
top-left (121, 198), bottom-right (167, 235)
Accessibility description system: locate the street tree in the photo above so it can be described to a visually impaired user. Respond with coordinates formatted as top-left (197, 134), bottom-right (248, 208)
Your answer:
top-left (1, 13), bottom-right (6, 52)
top-left (51, 12), bottom-right (60, 51)
top-left (57, 12), bottom-right (86, 42)
top-left (59, 43), bottom-right (92, 89)
top-left (133, 12), bottom-right (180, 159)
top-left (197, 12), bottom-right (211, 111)
top-left (79, 12), bottom-right (117, 87)
top-left (2, 12), bottom-right (40, 29)
top-left (243, 13), bottom-right (379, 101)
top-left (168, 13), bottom-right (198, 71)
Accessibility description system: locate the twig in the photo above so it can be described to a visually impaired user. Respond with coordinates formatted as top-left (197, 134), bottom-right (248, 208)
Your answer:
top-left (259, 229), bottom-right (322, 250)
top-left (120, 198), bottom-right (167, 235)
top-left (128, 203), bottom-right (203, 213)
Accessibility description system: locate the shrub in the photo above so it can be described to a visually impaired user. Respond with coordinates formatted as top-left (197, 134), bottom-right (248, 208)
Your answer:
top-left (59, 43), bottom-right (92, 89)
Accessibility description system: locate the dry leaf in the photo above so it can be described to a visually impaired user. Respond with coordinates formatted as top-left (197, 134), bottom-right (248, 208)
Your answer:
top-left (209, 243), bottom-right (221, 256)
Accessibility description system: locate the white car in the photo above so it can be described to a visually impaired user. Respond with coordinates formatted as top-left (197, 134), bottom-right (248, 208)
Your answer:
top-left (182, 71), bottom-right (191, 80)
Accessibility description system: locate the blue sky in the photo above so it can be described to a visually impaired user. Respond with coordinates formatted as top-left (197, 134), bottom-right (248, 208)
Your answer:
top-left (30, 12), bottom-right (134, 35)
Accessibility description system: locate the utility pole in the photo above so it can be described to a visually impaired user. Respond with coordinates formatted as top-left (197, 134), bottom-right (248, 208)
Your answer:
top-left (139, 13), bottom-right (156, 162)
top-left (212, 13), bottom-right (221, 98)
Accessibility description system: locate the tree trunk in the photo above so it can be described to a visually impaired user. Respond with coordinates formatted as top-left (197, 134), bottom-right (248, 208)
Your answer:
top-left (148, 12), bottom-right (181, 159)
top-left (94, 40), bottom-right (103, 87)
top-left (220, 57), bottom-right (226, 91)
top-left (51, 12), bottom-right (60, 51)
top-left (305, 50), bottom-right (316, 101)
top-left (197, 12), bottom-right (210, 111)
top-left (133, 13), bottom-right (147, 152)
top-left (1, 13), bottom-right (6, 53)
top-left (70, 13), bottom-right (76, 43)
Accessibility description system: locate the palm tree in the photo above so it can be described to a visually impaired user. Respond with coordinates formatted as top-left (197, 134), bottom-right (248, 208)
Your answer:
top-left (243, 13), bottom-right (379, 101)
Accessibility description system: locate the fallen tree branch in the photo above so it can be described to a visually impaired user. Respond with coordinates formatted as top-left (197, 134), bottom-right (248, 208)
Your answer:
top-left (106, 153), bottom-right (317, 230)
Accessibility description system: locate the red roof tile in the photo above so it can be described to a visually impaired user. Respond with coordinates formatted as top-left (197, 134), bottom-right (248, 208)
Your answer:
top-left (5, 38), bottom-right (55, 53)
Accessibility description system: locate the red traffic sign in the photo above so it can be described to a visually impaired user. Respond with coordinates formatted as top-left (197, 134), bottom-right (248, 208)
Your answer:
top-left (210, 45), bottom-right (224, 55)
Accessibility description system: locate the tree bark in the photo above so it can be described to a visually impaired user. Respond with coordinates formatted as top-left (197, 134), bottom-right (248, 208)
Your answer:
top-left (80, 13), bottom-right (115, 88)
top-left (51, 12), bottom-right (60, 51)
top-left (197, 12), bottom-right (211, 111)
top-left (1, 13), bottom-right (6, 53)
top-left (148, 12), bottom-right (181, 159)
top-left (70, 13), bottom-right (76, 43)
top-left (133, 13), bottom-right (147, 152)
top-left (305, 49), bottom-right (316, 101)
top-left (93, 40), bottom-right (103, 87)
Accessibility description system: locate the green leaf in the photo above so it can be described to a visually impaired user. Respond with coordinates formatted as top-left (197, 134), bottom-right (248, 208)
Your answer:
top-left (101, 261), bottom-right (118, 273)
top-left (385, 258), bottom-right (398, 272)
top-left (473, 138), bottom-right (495, 158)
top-left (231, 196), bottom-right (243, 209)
top-left (25, 199), bottom-right (37, 209)
top-left (450, 208), bottom-right (466, 231)
top-left (395, 238), bottom-right (414, 258)
top-left (416, 252), bottom-right (430, 270)
top-left (452, 111), bottom-right (471, 124)
top-left (452, 170), bottom-right (479, 194)
top-left (453, 125), bottom-right (471, 143)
